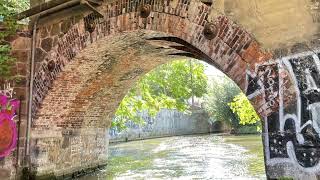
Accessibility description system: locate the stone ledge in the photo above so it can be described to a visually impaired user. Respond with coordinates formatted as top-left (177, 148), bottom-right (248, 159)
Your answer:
top-left (22, 162), bottom-right (108, 180)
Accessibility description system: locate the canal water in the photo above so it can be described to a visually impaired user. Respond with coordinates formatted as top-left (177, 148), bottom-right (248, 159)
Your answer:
top-left (80, 134), bottom-right (266, 180)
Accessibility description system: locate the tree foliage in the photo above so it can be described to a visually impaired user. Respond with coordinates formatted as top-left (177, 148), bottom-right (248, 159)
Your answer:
top-left (228, 93), bottom-right (261, 131)
top-left (203, 75), bottom-right (241, 128)
top-left (112, 59), bottom-right (208, 130)
top-left (0, 0), bottom-right (29, 80)
top-left (203, 73), bottom-right (261, 132)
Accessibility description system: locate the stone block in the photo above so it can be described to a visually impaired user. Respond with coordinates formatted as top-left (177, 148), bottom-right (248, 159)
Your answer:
top-left (41, 37), bottom-right (53, 52)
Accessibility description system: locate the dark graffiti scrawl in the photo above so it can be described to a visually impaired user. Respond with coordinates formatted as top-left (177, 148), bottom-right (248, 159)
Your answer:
top-left (258, 63), bottom-right (280, 116)
top-left (247, 51), bottom-right (320, 170)
top-left (246, 62), bottom-right (279, 117)
top-left (281, 53), bottom-right (320, 168)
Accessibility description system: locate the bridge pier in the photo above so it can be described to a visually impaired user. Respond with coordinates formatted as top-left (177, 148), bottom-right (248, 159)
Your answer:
top-left (1, 0), bottom-right (320, 179)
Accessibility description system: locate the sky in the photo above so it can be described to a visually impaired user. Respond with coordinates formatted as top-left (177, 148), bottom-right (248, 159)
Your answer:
top-left (202, 61), bottom-right (225, 77)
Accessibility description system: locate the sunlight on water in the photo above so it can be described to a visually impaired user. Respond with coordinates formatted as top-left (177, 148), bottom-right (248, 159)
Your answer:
top-left (78, 134), bottom-right (266, 180)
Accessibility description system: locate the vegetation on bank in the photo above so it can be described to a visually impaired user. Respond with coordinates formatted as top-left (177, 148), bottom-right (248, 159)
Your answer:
top-left (203, 74), bottom-right (260, 134)
top-left (113, 59), bottom-right (208, 130)
top-left (203, 74), bottom-right (240, 129)
top-left (229, 93), bottom-right (261, 132)
top-left (113, 59), bottom-right (260, 134)
top-left (0, 0), bottom-right (29, 81)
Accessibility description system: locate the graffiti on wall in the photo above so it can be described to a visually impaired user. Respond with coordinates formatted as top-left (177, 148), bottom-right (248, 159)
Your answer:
top-left (246, 62), bottom-right (279, 117)
top-left (246, 50), bottom-right (320, 172)
top-left (310, 0), bottom-right (320, 23)
top-left (0, 84), bottom-right (19, 158)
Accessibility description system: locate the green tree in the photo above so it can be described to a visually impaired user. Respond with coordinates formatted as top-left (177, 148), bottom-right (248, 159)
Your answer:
top-left (0, 0), bottom-right (29, 80)
top-left (203, 75), bottom-right (241, 128)
top-left (112, 59), bottom-right (208, 130)
top-left (228, 93), bottom-right (261, 131)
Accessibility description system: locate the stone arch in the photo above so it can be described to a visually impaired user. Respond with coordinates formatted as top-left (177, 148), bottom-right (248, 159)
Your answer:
top-left (32, 0), bottom-right (270, 119)
top-left (31, 28), bottom-right (262, 176)
top-left (29, 0), bottom-right (320, 179)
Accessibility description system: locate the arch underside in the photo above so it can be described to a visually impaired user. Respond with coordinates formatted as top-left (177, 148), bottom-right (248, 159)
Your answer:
top-left (32, 30), bottom-right (223, 175)
top-left (33, 31), bottom-right (185, 129)
top-left (30, 0), bottom-right (320, 178)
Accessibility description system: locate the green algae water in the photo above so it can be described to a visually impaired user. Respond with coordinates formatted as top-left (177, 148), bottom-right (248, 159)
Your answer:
top-left (79, 134), bottom-right (266, 179)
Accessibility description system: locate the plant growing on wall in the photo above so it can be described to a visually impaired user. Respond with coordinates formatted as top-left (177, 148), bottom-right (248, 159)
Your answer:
top-left (112, 59), bottom-right (208, 130)
top-left (0, 0), bottom-right (29, 80)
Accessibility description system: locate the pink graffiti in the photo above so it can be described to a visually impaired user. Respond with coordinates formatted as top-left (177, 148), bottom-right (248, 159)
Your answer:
top-left (0, 94), bottom-right (19, 158)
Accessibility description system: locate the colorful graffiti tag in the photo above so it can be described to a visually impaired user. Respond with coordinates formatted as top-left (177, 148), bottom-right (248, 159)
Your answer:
top-left (0, 94), bottom-right (19, 158)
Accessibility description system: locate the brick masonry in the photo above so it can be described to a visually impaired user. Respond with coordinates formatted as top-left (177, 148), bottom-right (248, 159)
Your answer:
top-left (1, 0), bottom-right (320, 179)
top-left (32, 0), bottom-right (270, 118)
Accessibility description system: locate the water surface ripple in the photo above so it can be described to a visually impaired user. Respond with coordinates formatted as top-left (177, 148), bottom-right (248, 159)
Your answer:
top-left (79, 134), bottom-right (266, 180)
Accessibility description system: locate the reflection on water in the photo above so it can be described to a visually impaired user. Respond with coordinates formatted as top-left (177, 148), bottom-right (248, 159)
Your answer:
top-left (79, 134), bottom-right (266, 180)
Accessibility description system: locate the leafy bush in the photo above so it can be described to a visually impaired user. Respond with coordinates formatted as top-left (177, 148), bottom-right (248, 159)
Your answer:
top-left (228, 93), bottom-right (261, 132)
top-left (113, 59), bottom-right (208, 130)
top-left (203, 75), bottom-right (241, 128)
top-left (0, 0), bottom-right (29, 80)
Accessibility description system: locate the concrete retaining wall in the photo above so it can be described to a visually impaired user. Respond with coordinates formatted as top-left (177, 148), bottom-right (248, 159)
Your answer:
top-left (109, 108), bottom-right (212, 143)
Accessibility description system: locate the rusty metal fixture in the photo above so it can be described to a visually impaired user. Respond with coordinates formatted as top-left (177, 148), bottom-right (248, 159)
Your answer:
top-left (140, 4), bottom-right (151, 18)
top-left (47, 60), bottom-right (56, 72)
top-left (203, 23), bottom-right (218, 40)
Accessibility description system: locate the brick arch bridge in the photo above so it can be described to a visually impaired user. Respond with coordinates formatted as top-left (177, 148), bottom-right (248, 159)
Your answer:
top-left (2, 0), bottom-right (320, 179)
